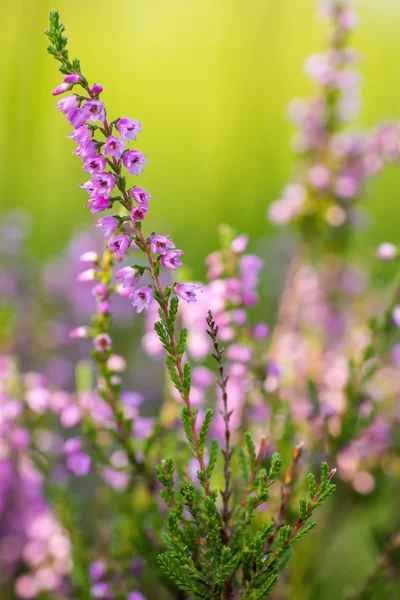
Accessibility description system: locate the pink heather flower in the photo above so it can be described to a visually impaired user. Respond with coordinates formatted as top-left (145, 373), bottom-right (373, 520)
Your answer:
top-left (82, 172), bottom-right (116, 199)
top-left (308, 164), bottom-right (331, 190)
top-left (91, 583), bottom-right (111, 599)
top-left (149, 234), bottom-right (175, 254)
top-left (92, 83), bottom-right (104, 95)
top-left (80, 251), bottom-right (100, 262)
top-left (74, 140), bottom-right (98, 159)
top-left (118, 118), bottom-right (143, 141)
top-left (61, 405), bottom-right (82, 428)
top-left (130, 204), bottom-right (148, 222)
top-left (175, 283), bottom-right (201, 303)
top-left (92, 284), bottom-right (108, 299)
top-left (103, 135), bottom-right (126, 160)
top-left (63, 438), bottom-right (82, 454)
top-left (108, 234), bottom-right (131, 258)
top-left (161, 250), bottom-right (184, 270)
top-left (83, 100), bottom-right (106, 122)
top-left (239, 255), bottom-right (263, 288)
top-left (77, 268), bottom-right (97, 282)
top-left (393, 306), bottom-right (400, 327)
top-left (128, 593), bottom-right (146, 600)
top-left (93, 333), bottom-right (112, 351)
top-left (58, 95), bottom-right (79, 117)
top-left (70, 107), bottom-right (90, 128)
top-left (52, 82), bottom-right (70, 96)
top-left (98, 300), bottom-right (111, 313)
top-left (89, 561), bottom-right (106, 581)
top-left (85, 196), bottom-right (111, 214)
top-left (116, 266), bottom-right (139, 287)
top-left (95, 216), bottom-right (119, 238)
top-left (335, 175), bottom-right (359, 199)
top-left (130, 286), bottom-right (153, 313)
top-left (253, 322), bottom-right (270, 339)
top-left (68, 122), bottom-right (92, 143)
top-left (339, 7), bottom-right (359, 32)
top-left (64, 73), bottom-right (82, 83)
top-left (231, 234), bottom-right (249, 253)
top-left (107, 354), bottom-right (127, 372)
top-left (227, 344), bottom-right (253, 362)
top-left (67, 452), bottom-right (92, 476)
top-left (376, 242), bottom-right (397, 262)
top-left (69, 326), bottom-right (91, 339)
top-left (131, 186), bottom-right (152, 207)
top-left (83, 155), bottom-right (107, 175)
top-left (123, 150), bottom-right (148, 175)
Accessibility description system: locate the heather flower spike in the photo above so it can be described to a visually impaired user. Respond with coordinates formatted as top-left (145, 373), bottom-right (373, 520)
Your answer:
top-left (45, 9), bottom-right (338, 599)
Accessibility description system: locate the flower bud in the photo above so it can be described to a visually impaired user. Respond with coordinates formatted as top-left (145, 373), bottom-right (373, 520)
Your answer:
top-left (64, 74), bottom-right (82, 83)
top-left (52, 82), bottom-right (70, 96)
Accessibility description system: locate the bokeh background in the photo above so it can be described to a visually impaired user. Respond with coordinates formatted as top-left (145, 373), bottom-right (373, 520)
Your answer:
top-left (2, 0), bottom-right (400, 274)
top-left (2, 0), bottom-right (400, 598)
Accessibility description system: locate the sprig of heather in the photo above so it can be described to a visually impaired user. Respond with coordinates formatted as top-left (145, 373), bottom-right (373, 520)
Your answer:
top-left (269, 0), bottom-right (400, 243)
top-left (46, 10), bottom-right (209, 491)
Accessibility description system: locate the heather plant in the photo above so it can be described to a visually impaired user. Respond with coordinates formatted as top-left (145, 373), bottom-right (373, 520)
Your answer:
top-left (3, 2), bottom-right (400, 599)
top-left (30, 9), bottom-right (340, 600)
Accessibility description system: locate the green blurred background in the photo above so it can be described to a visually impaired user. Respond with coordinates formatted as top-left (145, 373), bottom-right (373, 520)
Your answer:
top-left (2, 0), bottom-right (400, 278)
top-left (2, 1), bottom-right (400, 597)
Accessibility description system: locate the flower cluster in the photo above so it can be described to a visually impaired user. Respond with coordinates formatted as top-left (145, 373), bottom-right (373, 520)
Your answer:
top-left (268, 0), bottom-right (400, 233)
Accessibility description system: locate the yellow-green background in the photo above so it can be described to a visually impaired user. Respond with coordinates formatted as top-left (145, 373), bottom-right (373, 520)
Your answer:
top-left (1, 0), bottom-right (400, 597)
top-left (2, 0), bottom-right (400, 276)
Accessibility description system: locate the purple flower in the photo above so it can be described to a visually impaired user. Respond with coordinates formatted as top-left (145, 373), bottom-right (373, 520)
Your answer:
top-left (123, 150), bottom-right (148, 175)
top-left (128, 592), bottom-right (146, 600)
top-left (239, 255), bottom-right (263, 289)
top-left (82, 173), bottom-right (116, 198)
top-left (149, 234), bottom-right (175, 255)
top-left (95, 216), bottom-right (119, 238)
top-left (116, 266), bottom-right (139, 288)
top-left (89, 561), bottom-right (106, 582)
top-left (131, 186), bottom-right (152, 207)
top-left (175, 283), bottom-right (201, 303)
top-left (92, 84), bottom-right (104, 95)
top-left (66, 452), bottom-right (91, 476)
top-left (92, 284), bottom-right (108, 299)
top-left (64, 73), bottom-right (82, 83)
top-left (77, 268), bottom-right (97, 282)
top-left (70, 107), bottom-right (90, 128)
top-left (83, 155), bottom-right (107, 175)
top-left (130, 205), bottom-right (148, 222)
top-left (58, 95), bottom-right (79, 117)
top-left (68, 124), bottom-right (92, 145)
top-left (63, 438), bottom-right (82, 454)
top-left (227, 344), bottom-right (253, 362)
top-left (85, 196), bottom-right (111, 214)
top-left (52, 82), bottom-right (70, 96)
top-left (253, 323), bottom-right (270, 339)
top-left (83, 100), bottom-right (106, 123)
top-left (74, 140), bottom-right (98, 159)
top-left (376, 242), bottom-right (397, 262)
top-left (69, 326), bottom-right (91, 338)
top-left (108, 234), bottom-right (131, 258)
top-left (161, 250), bottom-right (184, 270)
top-left (130, 286), bottom-right (153, 313)
top-left (91, 583), bottom-right (111, 599)
top-left (94, 333), bottom-right (112, 351)
top-left (118, 118), bottom-right (142, 141)
top-left (80, 251), bottom-right (99, 263)
top-left (103, 136), bottom-right (126, 160)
